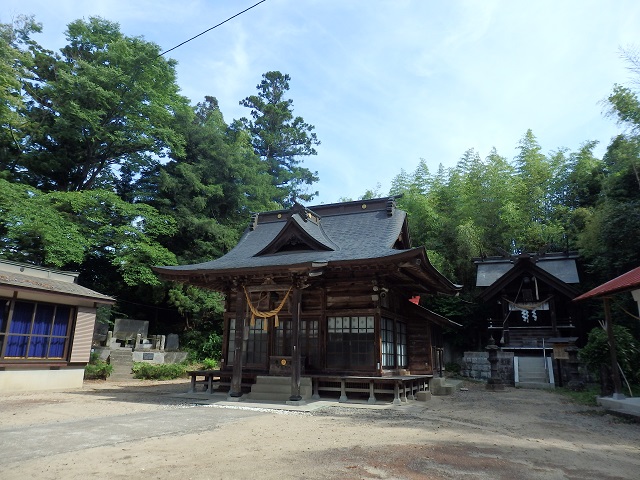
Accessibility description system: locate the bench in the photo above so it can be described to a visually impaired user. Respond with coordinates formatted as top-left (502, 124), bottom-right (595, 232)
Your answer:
top-left (187, 370), bottom-right (220, 394)
top-left (186, 370), bottom-right (257, 394)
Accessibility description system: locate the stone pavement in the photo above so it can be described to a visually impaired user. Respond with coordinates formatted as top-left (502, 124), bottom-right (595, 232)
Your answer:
top-left (0, 403), bottom-right (263, 464)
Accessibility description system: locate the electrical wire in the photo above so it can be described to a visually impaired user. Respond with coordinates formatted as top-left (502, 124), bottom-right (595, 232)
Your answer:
top-left (158, 0), bottom-right (268, 57)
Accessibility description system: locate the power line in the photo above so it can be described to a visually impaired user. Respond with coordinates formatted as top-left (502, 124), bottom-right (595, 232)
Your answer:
top-left (158, 0), bottom-right (268, 57)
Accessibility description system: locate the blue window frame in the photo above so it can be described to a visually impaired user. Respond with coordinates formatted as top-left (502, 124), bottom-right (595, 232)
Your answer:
top-left (1, 299), bottom-right (72, 360)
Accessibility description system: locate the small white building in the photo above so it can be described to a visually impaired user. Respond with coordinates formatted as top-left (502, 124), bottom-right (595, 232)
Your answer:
top-left (0, 260), bottom-right (115, 392)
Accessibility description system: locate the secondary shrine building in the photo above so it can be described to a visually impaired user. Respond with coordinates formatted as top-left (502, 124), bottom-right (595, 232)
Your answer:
top-left (0, 259), bottom-right (115, 392)
top-left (154, 197), bottom-right (459, 401)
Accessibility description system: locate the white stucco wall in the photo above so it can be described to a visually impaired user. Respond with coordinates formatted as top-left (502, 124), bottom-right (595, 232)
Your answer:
top-left (0, 367), bottom-right (85, 393)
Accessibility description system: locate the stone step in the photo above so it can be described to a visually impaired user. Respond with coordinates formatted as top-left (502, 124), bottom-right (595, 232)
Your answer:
top-left (517, 381), bottom-right (554, 390)
top-left (109, 348), bottom-right (133, 355)
top-left (250, 383), bottom-right (313, 395)
top-left (430, 377), bottom-right (459, 396)
top-left (518, 363), bottom-right (545, 372)
top-left (518, 367), bottom-right (547, 375)
top-left (110, 359), bottom-right (132, 366)
top-left (255, 375), bottom-right (312, 386)
top-left (519, 369), bottom-right (546, 376)
top-left (247, 376), bottom-right (312, 401)
top-left (518, 356), bottom-right (545, 362)
top-left (444, 379), bottom-right (464, 389)
top-left (245, 391), bottom-right (310, 402)
top-left (111, 365), bottom-right (132, 375)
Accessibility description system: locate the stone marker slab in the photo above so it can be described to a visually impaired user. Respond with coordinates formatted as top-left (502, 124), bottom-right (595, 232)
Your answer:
top-left (166, 333), bottom-right (180, 351)
top-left (113, 318), bottom-right (149, 340)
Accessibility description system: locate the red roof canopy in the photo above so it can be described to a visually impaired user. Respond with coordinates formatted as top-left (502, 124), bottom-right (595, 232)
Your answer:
top-left (574, 266), bottom-right (640, 301)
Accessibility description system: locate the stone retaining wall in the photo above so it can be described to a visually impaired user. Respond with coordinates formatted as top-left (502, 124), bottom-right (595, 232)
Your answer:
top-left (461, 351), bottom-right (515, 386)
top-left (91, 347), bottom-right (188, 364)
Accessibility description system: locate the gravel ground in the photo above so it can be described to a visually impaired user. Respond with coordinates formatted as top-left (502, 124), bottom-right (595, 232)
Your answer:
top-left (0, 378), bottom-right (638, 479)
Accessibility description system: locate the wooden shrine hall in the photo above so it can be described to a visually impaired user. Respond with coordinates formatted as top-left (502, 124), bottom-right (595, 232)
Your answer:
top-left (154, 197), bottom-right (460, 403)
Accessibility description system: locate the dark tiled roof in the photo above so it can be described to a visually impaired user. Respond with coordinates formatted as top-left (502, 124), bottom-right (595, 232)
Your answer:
top-left (475, 253), bottom-right (580, 286)
top-left (574, 266), bottom-right (640, 301)
top-left (0, 270), bottom-right (115, 303)
top-left (156, 199), bottom-right (410, 273)
top-left (477, 255), bottom-right (581, 301)
top-left (154, 197), bottom-right (458, 294)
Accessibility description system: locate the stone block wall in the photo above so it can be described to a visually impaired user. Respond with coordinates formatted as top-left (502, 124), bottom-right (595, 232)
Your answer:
top-left (461, 351), bottom-right (515, 386)
top-left (131, 351), bottom-right (188, 364)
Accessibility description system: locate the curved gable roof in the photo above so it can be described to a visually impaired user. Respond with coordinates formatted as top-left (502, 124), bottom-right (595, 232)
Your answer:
top-left (478, 255), bottom-right (581, 301)
top-left (155, 198), bottom-right (410, 274)
top-left (154, 197), bottom-right (458, 295)
top-left (255, 211), bottom-right (337, 255)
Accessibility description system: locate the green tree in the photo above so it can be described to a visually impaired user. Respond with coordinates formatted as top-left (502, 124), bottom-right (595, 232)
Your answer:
top-left (0, 16), bottom-right (40, 173)
top-left (152, 96), bottom-right (277, 264)
top-left (506, 129), bottom-right (564, 252)
top-left (0, 179), bottom-right (177, 287)
top-left (4, 16), bottom-right (189, 192)
top-left (576, 54), bottom-right (640, 282)
top-left (148, 97), bottom-right (278, 354)
top-left (0, 179), bottom-right (87, 266)
top-left (234, 71), bottom-right (320, 206)
top-left (579, 324), bottom-right (640, 385)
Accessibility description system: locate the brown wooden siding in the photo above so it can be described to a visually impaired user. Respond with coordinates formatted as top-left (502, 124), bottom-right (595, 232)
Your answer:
top-left (406, 314), bottom-right (433, 374)
top-left (221, 280), bottom-right (438, 376)
top-left (69, 306), bottom-right (96, 363)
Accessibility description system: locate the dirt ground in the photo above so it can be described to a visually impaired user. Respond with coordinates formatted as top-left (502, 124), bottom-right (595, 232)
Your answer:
top-left (0, 378), bottom-right (638, 480)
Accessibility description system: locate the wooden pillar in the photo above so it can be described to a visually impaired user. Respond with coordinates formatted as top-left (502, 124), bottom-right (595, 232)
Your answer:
top-left (603, 297), bottom-right (624, 398)
top-left (374, 309), bottom-right (382, 374)
top-left (393, 381), bottom-right (401, 405)
top-left (339, 378), bottom-right (348, 402)
top-left (549, 296), bottom-right (558, 336)
top-left (229, 284), bottom-right (246, 398)
top-left (368, 380), bottom-right (376, 404)
top-left (289, 286), bottom-right (303, 402)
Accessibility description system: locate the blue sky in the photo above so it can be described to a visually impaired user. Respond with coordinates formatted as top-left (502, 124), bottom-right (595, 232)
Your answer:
top-left (4, 0), bottom-right (640, 204)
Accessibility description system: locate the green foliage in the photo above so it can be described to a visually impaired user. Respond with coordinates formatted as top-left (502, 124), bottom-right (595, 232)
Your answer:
top-left (554, 385), bottom-right (600, 406)
top-left (445, 362), bottom-right (461, 375)
top-left (181, 329), bottom-right (223, 362)
top-left (5, 14), bottom-right (640, 366)
top-left (0, 179), bottom-right (87, 266)
top-left (201, 358), bottom-right (219, 369)
top-left (2, 16), bottom-right (190, 192)
top-left (0, 180), bottom-right (177, 285)
top-left (152, 96), bottom-right (278, 264)
top-left (167, 284), bottom-right (224, 327)
top-left (234, 71), bottom-right (320, 206)
top-left (84, 353), bottom-right (113, 380)
top-left (0, 16), bottom-right (41, 162)
top-left (579, 325), bottom-right (640, 384)
top-left (577, 136), bottom-right (640, 280)
top-left (132, 362), bottom-right (188, 380)
top-left (608, 83), bottom-right (640, 133)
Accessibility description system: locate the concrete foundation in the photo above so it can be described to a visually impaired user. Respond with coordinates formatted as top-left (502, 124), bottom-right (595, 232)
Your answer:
top-left (0, 367), bottom-right (85, 393)
top-left (415, 390), bottom-right (432, 401)
top-left (597, 396), bottom-right (640, 418)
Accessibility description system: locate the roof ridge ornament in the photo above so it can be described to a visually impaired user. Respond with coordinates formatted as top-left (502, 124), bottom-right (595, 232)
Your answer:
top-left (291, 202), bottom-right (321, 224)
top-left (386, 198), bottom-right (396, 217)
top-left (249, 213), bottom-right (259, 231)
